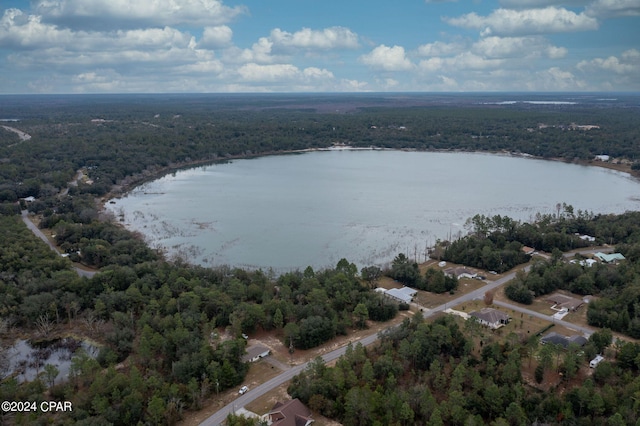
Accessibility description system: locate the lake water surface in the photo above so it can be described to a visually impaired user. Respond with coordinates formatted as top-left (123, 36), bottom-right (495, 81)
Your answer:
top-left (106, 150), bottom-right (640, 271)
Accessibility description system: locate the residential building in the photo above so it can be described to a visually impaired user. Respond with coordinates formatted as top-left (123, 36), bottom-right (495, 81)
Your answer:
top-left (384, 287), bottom-right (417, 304)
top-left (267, 399), bottom-right (314, 426)
top-left (444, 267), bottom-right (477, 280)
top-left (540, 332), bottom-right (588, 348)
top-left (594, 252), bottom-right (625, 263)
top-left (469, 308), bottom-right (510, 329)
top-left (242, 345), bottom-right (271, 363)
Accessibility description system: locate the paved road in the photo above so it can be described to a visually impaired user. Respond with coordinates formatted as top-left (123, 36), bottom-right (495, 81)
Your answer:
top-left (493, 299), bottom-right (594, 337)
top-left (200, 266), bottom-right (528, 425)
top-left (21, 210), bottom-right (96, 278)
top-left (200, 331), bottom-right (381, 426)
top-left (200, 248), bottom-right (613, 425)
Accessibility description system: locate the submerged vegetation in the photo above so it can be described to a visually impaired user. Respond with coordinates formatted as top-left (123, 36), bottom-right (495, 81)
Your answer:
top-left (1, 94), bottom-right (640, 424)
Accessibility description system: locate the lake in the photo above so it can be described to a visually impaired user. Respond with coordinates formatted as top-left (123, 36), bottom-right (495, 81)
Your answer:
top-left (106, 150), bottom-right (640, 272)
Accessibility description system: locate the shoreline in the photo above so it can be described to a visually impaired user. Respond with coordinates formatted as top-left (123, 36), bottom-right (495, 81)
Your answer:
top-left (100, 146), bottom-right (639, 207)
top-left (97, 147), bottom-right (640, 271)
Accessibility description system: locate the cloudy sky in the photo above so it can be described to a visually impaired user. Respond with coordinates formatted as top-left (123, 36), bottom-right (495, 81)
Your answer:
top-left (0, 0), bottom-right (638, 93)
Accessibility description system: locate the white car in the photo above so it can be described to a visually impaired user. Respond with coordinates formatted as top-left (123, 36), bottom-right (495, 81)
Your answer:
top-left (239, 386), bottom-right (249, 395)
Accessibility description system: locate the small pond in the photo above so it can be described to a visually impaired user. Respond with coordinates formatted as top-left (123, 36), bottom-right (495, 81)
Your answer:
top-left (3, 337), bottom-right (99, 384)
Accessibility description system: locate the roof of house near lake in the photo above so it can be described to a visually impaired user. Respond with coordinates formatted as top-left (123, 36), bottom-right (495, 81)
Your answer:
top-left (242, 345), bottom-right (271, 363)
top-left (594, 252), bottom-right (625, 263)
top-left (546, 293), bottom-right (585, 311)
top-left (522, 246), bottom-right (535, 255)
top-left (267, 399), bottom-right (314, 426)
top-left (382, 287), bottom-right (417, 304)
top-left (570, 258), bottom-right (597, 267)
top-left (576, 234), bottom-right (596, 242)
top-left (444, 267), bottom-right (477, 279)
top-left (469, 308), bottom-right (510, 329)
top-left (540, 332), bottom-right (588, 348)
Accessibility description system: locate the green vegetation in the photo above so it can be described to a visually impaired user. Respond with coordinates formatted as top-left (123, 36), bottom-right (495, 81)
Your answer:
top-left (0, 248), bottom-right (397, 424)
top-left (480, 210), bottom-right (640, 339)
top-left (288, 315), bottom-right (640, 425)
top-left (2, 94), bottom-right (640, 424)
top-left (387, 253), bottom-right (458, 293)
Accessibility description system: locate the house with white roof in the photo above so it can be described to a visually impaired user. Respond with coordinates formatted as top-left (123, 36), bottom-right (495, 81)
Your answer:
top-left (377, 287), bottom-right (417, 304)
top-left (594, 252), bottom-right (625, 263)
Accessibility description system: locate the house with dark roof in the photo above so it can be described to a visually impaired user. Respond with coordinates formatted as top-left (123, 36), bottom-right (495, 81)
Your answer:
top-left (540, 332), bottom-right (588, 348)
top-left (469, 308), bottom-right (510, 329)
top-left (267, 399), bottom-right (313, 426)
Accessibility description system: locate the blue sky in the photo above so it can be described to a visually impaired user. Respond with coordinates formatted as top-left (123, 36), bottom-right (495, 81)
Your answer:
top-left (0, 0), bottom-right (638, 93)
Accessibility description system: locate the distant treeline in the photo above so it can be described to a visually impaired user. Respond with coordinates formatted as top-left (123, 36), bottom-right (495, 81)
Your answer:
top-left (1, 96), bottom-right (639, 209)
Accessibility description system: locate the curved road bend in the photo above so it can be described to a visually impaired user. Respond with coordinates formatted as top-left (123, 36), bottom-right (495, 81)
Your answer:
top-left (201, 250), bottom-right (608, 425)
top-left (20, 210), bottom-right (96, 278)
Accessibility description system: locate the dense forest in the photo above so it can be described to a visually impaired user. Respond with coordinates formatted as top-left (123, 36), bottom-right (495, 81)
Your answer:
top-left (1, 94), bottom-right (640, 425)
top-left (0, 213), bottom-right (397, 424)
top-left (2, 94), bottom-right (640, 209)
top-left (288, 315), bottom-right (640, 426)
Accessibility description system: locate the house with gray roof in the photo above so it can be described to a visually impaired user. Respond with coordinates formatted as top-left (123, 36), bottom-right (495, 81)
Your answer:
top-left (469, 308), bottom-right (510, 329)
top-left (540, 332), bottom-right (588, 348)
top-left (384, 287), bottom-right (417, 304)
top-left (242, 345), bottom-right (271, 363)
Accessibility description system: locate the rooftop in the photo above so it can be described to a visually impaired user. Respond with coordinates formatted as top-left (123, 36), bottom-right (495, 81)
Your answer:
top-left (541, 332), bottom-right (588, 348)
top-left (268, 399), bottom-right (313, 426)
top-left (470, 308), bottom-right (510, 324)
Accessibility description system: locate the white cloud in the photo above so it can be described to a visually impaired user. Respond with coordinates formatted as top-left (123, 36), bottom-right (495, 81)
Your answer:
top-left (360, 45), bottom-right (414, 71)
top-left (533, 67), bottom-right (586, 90)
top-left (340, 79), bottom-right (369, 91)
top-left (445, 7), bottom-right (599, 36)
top-left (270, 27), bottom-right (359, 50)
top-left (0, 8), bottom-right (74, 48)
top-left (585, 0), bottom-right (640, 18)
top-left (33, 0), bottom-right (246, 29)
top-left (71, 69), bottom-right (124, 92)
top-left (0, 10), bottom-right (197, 53)
top-left (417, 41), bottom-right (465, 57)
top-left (577, 49), bottom-right (640, 74)
top-left (223, 26), bottom-right (359, 65)
top-left (302, 67), bottom-right (335, 79)
top-left (231, 37), bottom-right (276, 64)
top-left (237, 63), bottom-right (334, 83)
top-left (419, 52), bottom-right (506, 72)
top-left (472, 36), bottom-right (567, 59)
top-left (199, 26), bottom-right (233, 49)
top-left (174, 60), bottom-right (224, 74)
